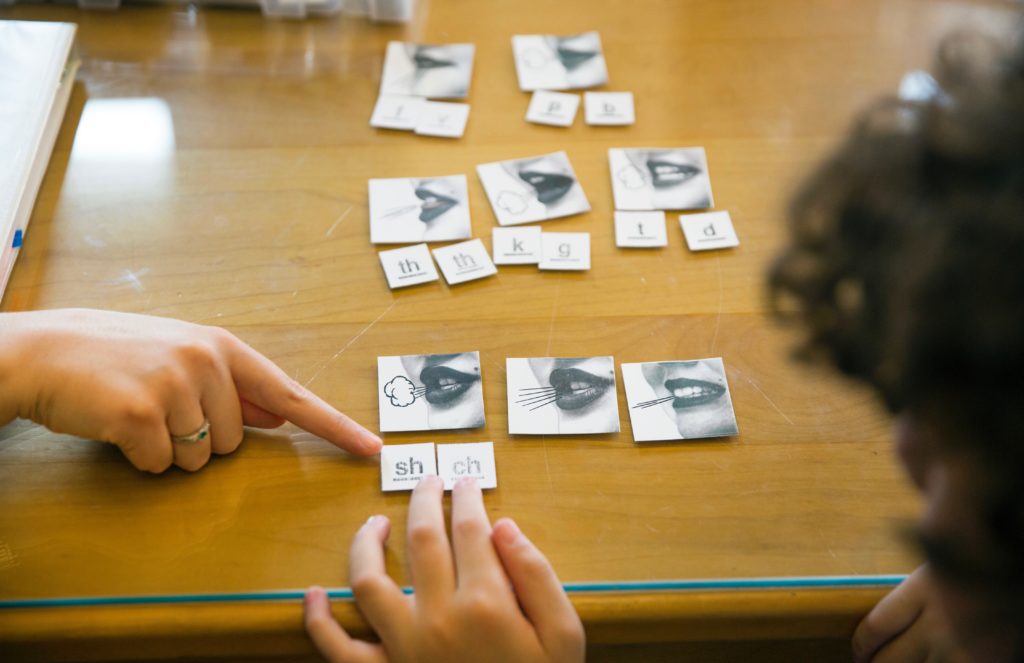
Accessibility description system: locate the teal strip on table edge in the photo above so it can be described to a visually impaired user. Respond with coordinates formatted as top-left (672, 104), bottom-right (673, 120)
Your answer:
top-left (0, 575), bottom-right (907, 609)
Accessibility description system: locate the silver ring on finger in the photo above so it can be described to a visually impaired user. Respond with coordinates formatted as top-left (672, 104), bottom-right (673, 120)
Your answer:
top-left (171, 418), bottom-right (211, 445)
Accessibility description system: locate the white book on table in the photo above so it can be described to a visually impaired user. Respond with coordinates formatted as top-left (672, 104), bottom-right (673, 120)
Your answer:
top-left (0, 20), bottom-right (79, 302)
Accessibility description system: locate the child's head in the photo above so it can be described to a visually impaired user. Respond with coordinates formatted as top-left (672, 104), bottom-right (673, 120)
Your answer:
top-left (770, 32), bottom-right (1024, 661)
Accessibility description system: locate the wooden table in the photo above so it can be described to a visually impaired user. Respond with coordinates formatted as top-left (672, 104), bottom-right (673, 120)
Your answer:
top-left (0, 1), bottom-right (1014, 660)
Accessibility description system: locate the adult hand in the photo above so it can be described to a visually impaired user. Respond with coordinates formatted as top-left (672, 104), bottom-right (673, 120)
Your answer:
top-left (852, 565), bottom-right (970, 663)
top-left (0, 308), bottom-right (381, 473)
top-left (304, 476), bottom-right (585, 663)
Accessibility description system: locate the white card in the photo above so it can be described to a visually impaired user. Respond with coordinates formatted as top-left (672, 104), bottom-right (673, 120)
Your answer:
top-left (506, 357), bottom-right (620, 435)
top-left (415, 101), bottom-right (471, 138)
top-left (615, 211), bottom-right (667, 248)
top-left (526, 90), bottom-right (580, 127)
top-left (378, 352), bottom-right (485, 432)
top-left (368, 0), bottom-right (414, 23)
top-left (680, 211), bottom-right (739, 251)
top-left (540, 232), bottom-right (590, 270)
top-left (492, 226), bottom-right (542, 265)
top-left (381, 443), bottom-right (437, 491)
top-left (379, 42), bottom-right (475, 99)
top-left (477, 151), bottom-right (590, 226)
top-left (585, 91), bottom-right (635, 126)
top-left (378, 244), bottom-right (439, 289)
top-left (437, 442), bottom-right (497, 490)
top-left (511, 32), bottom-right (609, 91)
top-left (432, 239), bottom-right (498, 285)
top-left (369, 176), bottom-right (471, 244)
top-left (609, 147), bottom-right (714, 210)
top-left (622, 358), bottom-right (739, 442)
top-left (370, 94), bottom-right (426, 131)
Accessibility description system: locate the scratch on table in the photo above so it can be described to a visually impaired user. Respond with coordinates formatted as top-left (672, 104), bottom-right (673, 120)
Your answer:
top-left (108, 268), bottom-right (150, 293)
top-left (0, 542), bottom-right (18, 571)
top-left (303, 300), bottom-right (397, 387)
top-left (709, 255), bottom-right (723, 353)
top-left (734, 369), bottom-right (795, 426)
top-left (325, 205), bottom-right (353, 238)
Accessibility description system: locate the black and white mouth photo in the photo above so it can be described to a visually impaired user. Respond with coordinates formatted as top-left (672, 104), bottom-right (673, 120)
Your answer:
top-left (369, 175), bottom-right (472, 244)
top-left (477, 151), bottom-right (591, 226)
top-left (380, 41), bottom-right (476, 99)
top-left (609, 147), bottom-right (715, 211)
top-left (622, 358), bottom-right (739, 442)
top-left (512, 31), bottom-right (608, 91)
top-left (507, 356), bottom-right (620, 435)
top-left (378, 352), bottom-right (485, 432)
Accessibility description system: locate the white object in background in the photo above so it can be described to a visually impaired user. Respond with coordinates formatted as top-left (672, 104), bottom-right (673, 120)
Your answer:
top-left (898, 70), bottom-right (947, 104)
top-left (368, 0), bottom-right (414, 22)
top-left (0, 21), bottom-right (78, 302)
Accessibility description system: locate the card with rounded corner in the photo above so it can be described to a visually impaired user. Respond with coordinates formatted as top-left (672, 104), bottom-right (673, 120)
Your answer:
top-left (512, 32), bottom-right (608, 91)
top-left (622, 358), bottom-right (739, 442)
top-left (378, 244), bottom-right (439, 289)
top-left (380, 42), bottom-right (475, 99)
top-left (609, 147), bottom-right (714, 210)
top-left (369, 175), bottom-right (471, 244)
top-left (379, 352), bottom-right (485, 432)
top-left (477, 151), bottom-right (590, 226)
top-left (506, 356), bottom-right (619, 435)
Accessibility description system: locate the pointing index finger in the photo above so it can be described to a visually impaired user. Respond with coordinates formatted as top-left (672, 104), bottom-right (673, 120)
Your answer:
top-left (224, 335), bottom-right (382, 455)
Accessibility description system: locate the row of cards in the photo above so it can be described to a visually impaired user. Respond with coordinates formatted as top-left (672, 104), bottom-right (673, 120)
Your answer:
top-left (377, 212), bottom-right (740, 290)
top-left (377, 32), bottom-right (610, 101)
top-left (370, 32), bottom-right (612, 139)
top-left (616, 210), bottom-right (740, 250)
top-left (381, 442), bottom-right (496, 492)
top-left (378, 354), bottom-right (739, 442)
top-left (526, 90), bottom-right (635, 127)
top-left (368, 148), bottom-right (714, 244)
top-left (370, 95), bottom-right (471, 137)
top-left (377, 231), bottom-right (592, 289)
top-left (371, 89), bottom-right (635, 137)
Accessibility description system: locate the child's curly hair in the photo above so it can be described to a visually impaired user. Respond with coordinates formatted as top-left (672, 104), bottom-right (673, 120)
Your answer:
top-left (769, 29), bottom-right (1024, 629)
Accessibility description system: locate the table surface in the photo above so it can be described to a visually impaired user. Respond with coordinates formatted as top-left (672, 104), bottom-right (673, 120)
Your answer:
top-left (0, 0), bottom-right (1015, 656)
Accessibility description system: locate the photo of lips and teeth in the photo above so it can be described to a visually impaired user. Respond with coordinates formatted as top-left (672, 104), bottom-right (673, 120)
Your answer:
top-left (369, 175), bottom-right (472, 244)
top-left (378, 352), bottom-right (485, 432)
top-left (609, 147), bottom-right (715, 211)
top-left (512, 31), bottom-right (609, 91)
top-left (622, 358), bottom-right (738, 442)
top-left (379, 42), bottom-right (476, 99)
top-left (506, 357), bottom-right (620, 435)
top-left (477, 151), bottom-right (591, 226)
